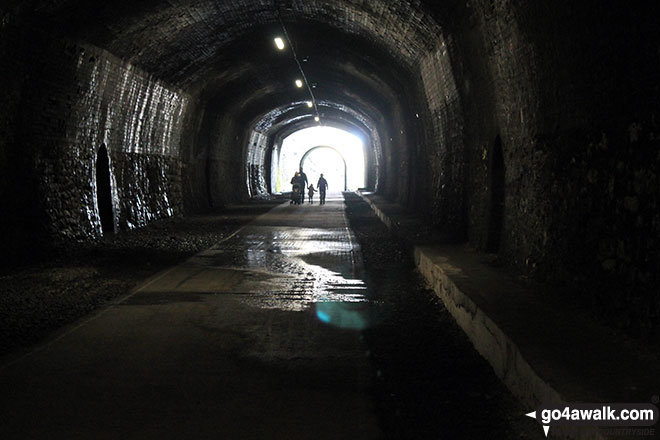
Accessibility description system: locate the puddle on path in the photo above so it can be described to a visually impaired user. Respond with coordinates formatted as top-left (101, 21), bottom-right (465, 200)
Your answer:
top-left (180, 213), bottom-right (380, 329)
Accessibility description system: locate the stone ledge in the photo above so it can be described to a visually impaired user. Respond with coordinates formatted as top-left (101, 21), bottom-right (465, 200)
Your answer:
top-left (357, 191), bottom-right (660, 440)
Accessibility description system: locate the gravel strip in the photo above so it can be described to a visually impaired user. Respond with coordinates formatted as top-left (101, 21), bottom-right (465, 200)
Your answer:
top-left (0, 202), bottom-right (281, 358)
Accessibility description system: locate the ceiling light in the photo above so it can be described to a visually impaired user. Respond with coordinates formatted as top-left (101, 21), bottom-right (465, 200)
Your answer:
top-left (274, 37), bottom-right (285, 50)
top-left (306, 101), bottom-right (313, 108)
top-left (295, 79), bottom-right (303, 88)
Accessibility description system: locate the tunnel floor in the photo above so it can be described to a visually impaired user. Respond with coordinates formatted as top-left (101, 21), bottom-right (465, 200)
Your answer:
top-left (0, 193), bottom-right (541, 439)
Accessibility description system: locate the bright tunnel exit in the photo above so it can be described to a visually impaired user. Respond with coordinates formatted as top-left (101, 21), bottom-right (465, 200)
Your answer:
top-left (272, 127), bottom-right (366, 193)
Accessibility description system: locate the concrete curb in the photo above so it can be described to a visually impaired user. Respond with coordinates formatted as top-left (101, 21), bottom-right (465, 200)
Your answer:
top-left (413, 246), bottom-right (562, 407)
top-left (357, 193), bottom-right (558, 403)
top-left (355, 191), bottom-right (660, 440)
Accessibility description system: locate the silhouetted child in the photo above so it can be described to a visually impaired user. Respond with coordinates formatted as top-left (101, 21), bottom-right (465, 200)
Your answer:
top-left (308, 184), bottom-right (316, 204)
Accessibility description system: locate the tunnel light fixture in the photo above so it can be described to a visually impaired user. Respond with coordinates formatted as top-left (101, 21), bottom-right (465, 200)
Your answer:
top-left (277, 15), bottom-right (318, 121)
top-left (274, 37), bottom-right (285, 50)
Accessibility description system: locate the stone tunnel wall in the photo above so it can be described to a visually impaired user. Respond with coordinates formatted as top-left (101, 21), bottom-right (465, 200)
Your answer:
top-left (416, 35), bottom-right (467, 240)
top-left (415, 0), bottom-right (660, 334)
top-left (178, 97), bottom-right (209, 214)
top-left (2, 0), bottom-right (659, 334)
top-left (179, 99), bottom-right (264, 212)
top-left (246, 129), bottom-right (270, 199)
top-left (195, 110), bottom-right (247, 208)
top-left (0, 21), bottom-right (189, 253)
top-left (378, 107), bottom-right (407, 206)
top-left (507, 1), bottom-right (659, 333)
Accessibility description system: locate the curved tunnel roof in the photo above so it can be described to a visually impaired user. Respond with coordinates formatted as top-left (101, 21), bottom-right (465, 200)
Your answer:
top-left (4, 0), bottom-right (660, 347)
top-left (9, 0), bottom-right (447, 144)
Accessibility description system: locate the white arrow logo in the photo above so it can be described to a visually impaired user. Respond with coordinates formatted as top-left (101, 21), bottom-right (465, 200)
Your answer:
top-left (525, 411), bottom-right (550, 437)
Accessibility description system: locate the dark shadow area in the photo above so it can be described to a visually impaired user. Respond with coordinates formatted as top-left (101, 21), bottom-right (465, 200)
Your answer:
top-left (486, 135), bottom-right (505, 253)
top-left (342, 193), bottom-right (539, 439)
top-left (96, 145), bottom-right (114, 236)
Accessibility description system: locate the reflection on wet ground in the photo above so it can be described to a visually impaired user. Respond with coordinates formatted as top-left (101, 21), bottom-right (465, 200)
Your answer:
top-left (158, 194), bottom-right (380, 328)
top-left (0, 192), bottom-right (544, 439)
top-left (0, 193), bottom-right (383, 440)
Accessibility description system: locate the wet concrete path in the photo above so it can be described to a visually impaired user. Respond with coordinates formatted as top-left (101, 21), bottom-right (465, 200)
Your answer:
top-left (0, 193), bottom-right (541, 439)
top-left (0, 194), bottom-right (381, 439)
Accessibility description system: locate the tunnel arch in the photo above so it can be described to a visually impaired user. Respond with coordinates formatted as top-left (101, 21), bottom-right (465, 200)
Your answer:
top-left (273, 109), bottom-right (382, 193)
top-left (269, 124), bottom-right (366, 193)
top-left (4, 0), bottom-right (659, 338)
top-left (245, 99), bottom-right (383, 198)
top-left (181, 15), bottom-right (416, 206)
top-left (299, 146), bottom-right (348, 191)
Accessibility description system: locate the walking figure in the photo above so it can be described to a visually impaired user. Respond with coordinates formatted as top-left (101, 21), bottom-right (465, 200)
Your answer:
top-left (290, 172), bottom-right (303, 205)
top-left (307, 184), bottom-right (316, 204)
top-left (317, 173), bottom-right (328, 205)
top-left (299, 167), bottom-right (309, 204)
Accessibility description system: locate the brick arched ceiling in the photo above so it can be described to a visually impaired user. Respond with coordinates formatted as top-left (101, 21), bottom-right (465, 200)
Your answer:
top-left (20, 0), bottom-right (442, 78)
top-left (199, 21), bottom-right (403, 129)
top-left (8, 0), bottom-right (448, 137)
top-left (254, 100), bottom-right (377, 139)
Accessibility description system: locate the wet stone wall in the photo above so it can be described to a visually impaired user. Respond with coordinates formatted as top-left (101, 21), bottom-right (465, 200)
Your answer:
top-left (478, 1), bottom-right (660, 334)
top-left (1, 28), bottom-right (190, 242)
top-left (476, 0), bottom-right (546, 273)
top-left (113, 153), bottom-right (183, 231)
top-left (434, 0), bottom-right (660, 335)
top-left (418, 37), bottom-right (466, 238)
top-left (203, 114), bottom-right (246, 207)
top-left (246, 129), bottom-right (269, 199)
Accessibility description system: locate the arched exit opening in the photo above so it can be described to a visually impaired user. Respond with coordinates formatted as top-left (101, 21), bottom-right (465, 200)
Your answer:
top-left (272, 126), bottom-right (366, 193)
top-left (96, 145), bottom-right (114, 236)
top-left (300, 146), bottom-right (347, 191)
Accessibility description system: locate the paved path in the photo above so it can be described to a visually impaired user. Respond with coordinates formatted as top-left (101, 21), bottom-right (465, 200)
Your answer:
top-left (0, 194), bottom-right (382, 439)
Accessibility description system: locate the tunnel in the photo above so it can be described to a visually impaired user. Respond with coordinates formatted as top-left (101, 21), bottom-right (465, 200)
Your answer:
top-left (1, 1), bottom-right (659, 438)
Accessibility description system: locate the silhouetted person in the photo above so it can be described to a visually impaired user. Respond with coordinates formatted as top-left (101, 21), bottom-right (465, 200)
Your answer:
top-left (307, 184), bottom-right (316, 204)
top-left (290, 172), bottom-right (303, 205)
top-left (299, 167), bottom-right (308, 204)
top-left (317, 174), bottom-right (328, 205)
